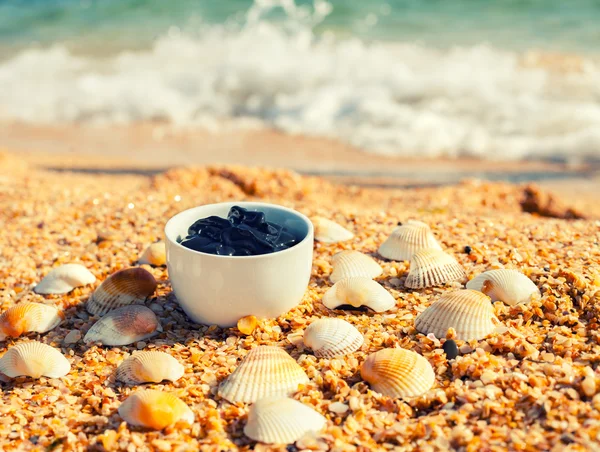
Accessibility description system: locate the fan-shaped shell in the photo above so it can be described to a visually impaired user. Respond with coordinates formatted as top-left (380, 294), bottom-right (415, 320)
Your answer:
top-left (218, 346), bottom-right (309, 404)
top-left (244, 397), bottom-right (327, 444)
top-left (330, 250), bottom-right (382, 283)
top-left (378, 221), bottom-right (442, 261)
top-left (116, 351), bottom-right (184, 384)
top-left (312, 217), bottom-right (354, 243)
top-left (139, 242), bottom-right (166, 266)
top-left (415, 289), bottom-right (499, 340)
top-left (466, 269), bottom-right (540, 306)
top-left (404, 249), bottom-right (466, 289)
top-left (34, 264), bottom-right (96, 295)
top-left (83, 305), bottom-right (162, 346)
top-left (322, 277), bottom-right (395, 312)
top-left (303, 318), bottom-right (364, 358)
top-left (86, 267), bottom-right (157, 316)
top-left (0, 341), bottom-right (70, 378)
top-left (360, 348), bottom-right (435, 398)
top-left (0, 303), bottom-right (64, 341)
top-left (118, 389), bottom-right (193, 430)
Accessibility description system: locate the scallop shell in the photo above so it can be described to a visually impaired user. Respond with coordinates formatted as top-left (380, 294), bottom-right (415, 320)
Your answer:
top-left (116, 351), bottom-right (184, 384)
top-left (330, 250), bottom-right (383, 283)
top-left (83, 305), bottom-right (162, 346)
top-left (466, 269), bottom-right (540, 306)
top-left (139, 242), bottom-right (166, 266)
top-left (244, 397), bottom-right (327, 444)
top-left (0, 303), bottom-right (64, 341)
top-left (360, 348), bottom-right (435, 398)
top-left (86, 267), bottom-right (157, 316)
top-left (404, 249), bottom-right (466, 289)
top-left (322, 277), bottom-right (396, 312)
top-left (378, 221), bottom-right (442, 261)
top-left (218, 346), bottom-right (309, 404)
top-left (312, 217), bottom-right (354, 243)
top-left (0, 341), bottom-right (70, 378)
top-left (118, 389), bottom-right (194, 430)
top-left (415, 289), bottom-right (499, 341)
top-left (303, 318), bottom-right (364, 358)
top-left (34, 264), bottom-right (96, 295)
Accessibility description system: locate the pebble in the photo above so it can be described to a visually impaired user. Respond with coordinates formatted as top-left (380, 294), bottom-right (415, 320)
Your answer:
top-left (443, 339), bottom-right (459, 359)
top-left (328, 402), bottom-right (349, 414)
top-left (63, 330), bottom-right (81, 345)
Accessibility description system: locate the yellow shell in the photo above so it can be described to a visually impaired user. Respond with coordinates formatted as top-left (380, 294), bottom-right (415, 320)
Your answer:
top-left (404, 249), bottom-right (466, 289)
top-left (303, 318), bottom-right (364, 358)
top-left (322, 277), bottom-right (395, 312)
top-left (330, 250), bottom-right (383, 283)
top-left (0, 303), bottom-right (64, 341)
top-left (312, 217), bottom-right (354, 243)
top-left (139, 242), bottom-right (166, 266)
top-left (118, 389), bottom-right (194, 430)
top-left (83, 305), bottom-right (162, 346)
top-left (116, 351), bottom-right (184, 385)
top-left (237, 315), bottom-right (259, 335)
top-left (34, 264), bottom-right (96, 295)
top-left (466, 269), bottom-right (541, 306)
top-left (0, 341), bottom-right (70, 379)
top-left (378, 220), bottom-right (442, 261)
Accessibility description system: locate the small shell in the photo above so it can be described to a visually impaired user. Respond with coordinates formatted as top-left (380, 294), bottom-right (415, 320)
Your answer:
top-left (312, 217), bottom-right (354, 243)
top-left (118, 389), bottom-right (194, 430)
top-left (330, 250), bottom-right (382, 283)
top-left (237, 315), bottom-right (258, 335)
top-left (218, 346), bottom-right (309, 404)
top-left (0, 303), bottom-right (64, 341)
top-left (83, 305), bottom-right (162, 346)
top-left (415, 289), bottom-right (499, 341)
top-left (322, 277), bottom-right (396, 312)
top-left (0, 341), bottom-right (70, 378)
top-left (466, 269), bottom-right (541, 306)
top-left (116, 351), bottom-right (184, 384)
top-left (378, 221), bottom-right (442, 261)
top-left (303, 318), bottom-right (364, 358)
top-left (86, 267), bottom-right (157, 316)
top-left (244, 397), bottom-right (327, 444)
top-left (34, 264), bottom-right (96, 295)
top-left (404, 249), bottom-right (466, 289)
top-left (139, 242), bottom-right (166, 266)
top-left (360, 348), bottom-right (435, 398)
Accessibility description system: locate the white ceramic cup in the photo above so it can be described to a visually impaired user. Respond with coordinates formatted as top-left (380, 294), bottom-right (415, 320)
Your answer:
top-left (164, 201), bottom-right (314, 327)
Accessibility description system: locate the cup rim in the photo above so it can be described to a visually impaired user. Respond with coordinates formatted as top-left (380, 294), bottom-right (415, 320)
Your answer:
top-left (164, 201), bottom-right (314, 260)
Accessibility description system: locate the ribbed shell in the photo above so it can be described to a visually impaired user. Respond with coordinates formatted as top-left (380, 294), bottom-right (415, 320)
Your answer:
top-left (0, 303), bottom-right (64, 340)
top-left (244, 397), bottom-right (327, 444)
top-left (34, 264), bottom-right (96, 295)
top-left (86, 267), bottom-right (157, 316)
top-left (83, 305), bottom-right (161, 346)
top-left (303, 318), bottom-right (364, 358)
top-left (0, 341), bottom-right (71, 378)
top-left (404, 249), bottom-right (466, 289)
top-left (378, 221), bottom-right (442, 261)
top-left (218, 346), bottom-right (309, 404)
top-left (118, 390), bottom-right (194, 430)
top-left (415, 289), bottom-right (499, 340)
top-left (466, 269), bottom-right (541, 306)
top-left (139, 242), bottom-right (166, 266)
top-left (330, 250), bottom-right (383, 283)
top-left (322, 277), bottom-right (396, 312)
top-left (116, 351), bottom-right (184, 384)
top-left (312, 217), bottom-right (354, 243)
top-left (360, 348), bottom-right (435, 398)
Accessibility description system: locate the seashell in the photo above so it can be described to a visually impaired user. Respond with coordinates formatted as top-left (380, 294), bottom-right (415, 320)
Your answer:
top-left (322, 277), bottom-right (395, 312)
top-left (312, 216), bottom-right (354, 243)
top-left (360, 348), bottom-right (435, 398)
top-left (139, 242), bottom-right (166, 266)
top-left (244, 397), bottom-right (326, 444)
top-left (86, 267), bottom-right (157, 316)
top-left (0, 303), bottom-right (64, 341)
top-left (330, 250), bottom-right (382, 283)
top-left (415, 289), bottom-right (499, 341)
top-left (303, 318), bottom-right (364, 358)
top-left (466, 269), bottom-right (540, 306)
top-left (34, 264), bottom-right (96, 295)
top-left (0, 341), bottom-right (70, 378)
top-left (378, 220), bottom-right (442, 261)
top-left (404, 249), bottom-right (466, 289)
top-left (218, 346), bottom-right (309, 404)
top-left (83, 305), bottom-right (162, 346)
top-left (118, 389), bottom-right (193, 430)
top-left (237, 315), bottom-right (258, 335)
top-left (116, 351), bottom-right (184, 384)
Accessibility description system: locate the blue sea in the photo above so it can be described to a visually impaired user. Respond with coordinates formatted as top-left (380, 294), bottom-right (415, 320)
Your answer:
top-left (1, 0), bottom-right (600, 161)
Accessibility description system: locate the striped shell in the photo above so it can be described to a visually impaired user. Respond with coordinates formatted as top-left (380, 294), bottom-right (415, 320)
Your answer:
top-left (0, 341), bottom-right (70, 378)
top-left (466, 269), bottom-right (541, 306)
top-left (404, 249), bottom-right (466, 289)
top-left (139, 242), bottom-right (166, 266)
top-left (378, 221), bottom-right (442, 261)
top-left (116, 351), bottom-right (184, 384)
top-left (218, 346), bottom-right (309, 404)
top-left (34, 264), bottom-right (96, 295)
top-left (118, 390), bottom-right (194, 430)
top-left (244, 397), bottom-right (327, 444)
top-left (0, 303), bottom-right (64, 341)
top-left (83, 305), bottom-right (162, 346)
top-left (303, 318), bottom-right (364, 358)
top-left (360, 348), bottom-right (435, 398)
top-left (330, 250), bottom-right (383, 283)
top-left (415, 290), bottom-right (499, 341)
top-left (312, 217), bottom-right (354, 243)
top-left (322, 277), bottom-right (396, 312)
top-left (86, 267), bottom-right (157, 316)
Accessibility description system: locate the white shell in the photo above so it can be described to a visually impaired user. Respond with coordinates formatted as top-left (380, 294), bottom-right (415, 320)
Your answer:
top-left (330, 250), bottom-right (382, 283)
top-left (378, 221), bottom-right (442, 261)
top-left (312, 217), bottom-right (354, 243)
top-left (404, 249), bottom-right (466, 289)
top-left (303, 318), bottom-right (364, 358)
top-left (0, 341), bottom-right (70, 378)
top-left (466, 269), bottom-right (540, 306)
top-left (322, 277), bottom-right (395, 312)
top-left (0, 303), bottom-right (64, 341)
top-left (116, 351), bottom-right (184, 384)
top-left (34, 264), bottom-right (96, 295)
top-left (83, 305), bottom-right (162, 346)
